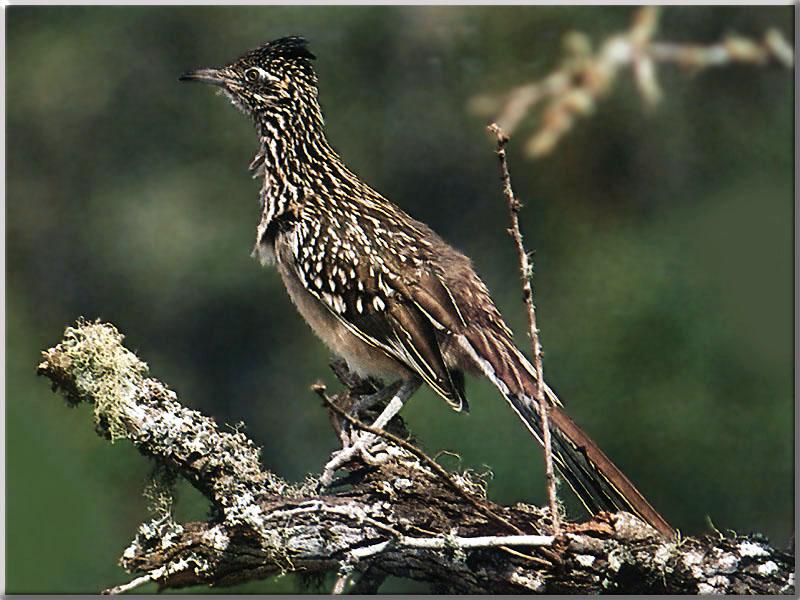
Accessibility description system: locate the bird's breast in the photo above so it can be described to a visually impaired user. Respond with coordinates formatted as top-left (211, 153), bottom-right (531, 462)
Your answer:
top-left (272, 230), bottom-right (411, 382)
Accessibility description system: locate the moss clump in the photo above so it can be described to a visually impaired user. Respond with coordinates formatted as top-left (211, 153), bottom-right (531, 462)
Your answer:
top-left (39, 318), bottom-right (149, 441)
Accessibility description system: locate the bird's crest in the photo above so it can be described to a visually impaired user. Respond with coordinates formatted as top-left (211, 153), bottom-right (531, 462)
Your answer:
top-left (244, 36), bottom-right (316, 65)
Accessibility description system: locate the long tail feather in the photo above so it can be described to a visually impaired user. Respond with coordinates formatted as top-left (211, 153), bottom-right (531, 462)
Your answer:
top-left (458, 333), bottom-right (674, 538)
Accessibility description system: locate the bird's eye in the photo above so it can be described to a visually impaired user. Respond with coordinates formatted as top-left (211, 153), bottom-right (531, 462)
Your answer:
top-left (244, 68), bottom-right (262, 83)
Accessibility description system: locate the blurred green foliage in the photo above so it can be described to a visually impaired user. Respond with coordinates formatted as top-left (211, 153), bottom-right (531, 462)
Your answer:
top-left (6, 5), bottom-right (793, 594)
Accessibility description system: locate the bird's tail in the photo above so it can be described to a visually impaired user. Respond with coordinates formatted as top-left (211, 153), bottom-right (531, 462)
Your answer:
top-left (458, 330), bottom-right (675, 538)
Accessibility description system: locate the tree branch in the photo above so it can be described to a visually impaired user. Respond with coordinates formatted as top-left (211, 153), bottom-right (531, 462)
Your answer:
top-left (470, 6), bottom-right (794, 158)
top-left (37, 319), bottom-right (794, 594)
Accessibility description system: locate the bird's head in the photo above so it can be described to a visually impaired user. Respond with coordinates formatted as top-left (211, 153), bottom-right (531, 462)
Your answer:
top-left (180, 36), bottom-right (318, 122)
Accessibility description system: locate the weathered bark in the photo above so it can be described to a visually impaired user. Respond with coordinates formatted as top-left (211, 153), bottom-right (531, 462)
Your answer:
top-left (38, 320), bottom-right (795, 594)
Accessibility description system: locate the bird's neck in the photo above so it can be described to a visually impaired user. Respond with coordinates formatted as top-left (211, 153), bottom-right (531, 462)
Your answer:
top-left (252, 102), bottom-right (357, 225)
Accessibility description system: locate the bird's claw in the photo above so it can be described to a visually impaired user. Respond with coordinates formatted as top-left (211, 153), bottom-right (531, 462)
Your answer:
top-left (319, 431), bottom-right (379, 489)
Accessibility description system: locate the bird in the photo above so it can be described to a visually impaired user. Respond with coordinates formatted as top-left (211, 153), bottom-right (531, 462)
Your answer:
top-left (180, 36), bottom-right (674, 538)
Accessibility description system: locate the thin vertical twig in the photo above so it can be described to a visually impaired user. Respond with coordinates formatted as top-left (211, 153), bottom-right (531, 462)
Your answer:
top-left (488, 123), bottom-right (560, 536)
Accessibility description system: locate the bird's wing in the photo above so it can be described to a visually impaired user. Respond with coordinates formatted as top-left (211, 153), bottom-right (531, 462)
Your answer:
top-left (286, 234), bottom-right (467, 409)
top-left (352, 291), bottom-right (466, 411)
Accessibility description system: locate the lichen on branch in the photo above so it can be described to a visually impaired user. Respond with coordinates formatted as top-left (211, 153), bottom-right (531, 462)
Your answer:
top-left (38, 318), bottom-right (148, 441)
top-left (37, 319), bottom-right (795, 594)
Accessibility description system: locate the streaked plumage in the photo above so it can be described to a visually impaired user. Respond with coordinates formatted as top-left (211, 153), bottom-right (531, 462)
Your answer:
top-left (180, 36), bottom-right (674, 538)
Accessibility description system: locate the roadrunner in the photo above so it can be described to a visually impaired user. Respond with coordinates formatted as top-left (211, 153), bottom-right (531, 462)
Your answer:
top-left (181, 36), bottom-right (674, 538)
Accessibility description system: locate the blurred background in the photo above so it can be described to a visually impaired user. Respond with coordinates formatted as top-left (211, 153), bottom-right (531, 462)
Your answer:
top-left (6, 5), bottom-right (793, 594)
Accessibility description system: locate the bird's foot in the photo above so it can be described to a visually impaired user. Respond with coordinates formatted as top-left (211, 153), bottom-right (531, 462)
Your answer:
top-left (320, 429), bottom-right (381, 488)
top-left (319, 378), bottom-right (419, 489)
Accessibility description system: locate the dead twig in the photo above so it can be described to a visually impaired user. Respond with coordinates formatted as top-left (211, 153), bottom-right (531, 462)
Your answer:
top-left (487, 123), bottom-right (560, 536)
top-left (102, 573), bottom-right (153, 595)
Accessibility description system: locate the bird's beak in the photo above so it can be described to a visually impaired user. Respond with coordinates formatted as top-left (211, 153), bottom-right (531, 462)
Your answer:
top-left (179, 68), bottom-right (228, 86)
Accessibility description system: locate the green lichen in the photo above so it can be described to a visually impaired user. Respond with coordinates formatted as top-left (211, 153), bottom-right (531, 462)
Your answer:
top-left (144, 464), bottom-right (177, 519)
top-left (39, 318), bottom-right (149, 442)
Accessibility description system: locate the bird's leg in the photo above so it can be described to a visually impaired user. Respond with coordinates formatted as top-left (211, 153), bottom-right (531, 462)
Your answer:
top-left (338, 380), bottom-right (403, 448)
top-left (350, 380), bottom-right (403, 417)
top-left (320, 377), bottom-right (421, 488)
